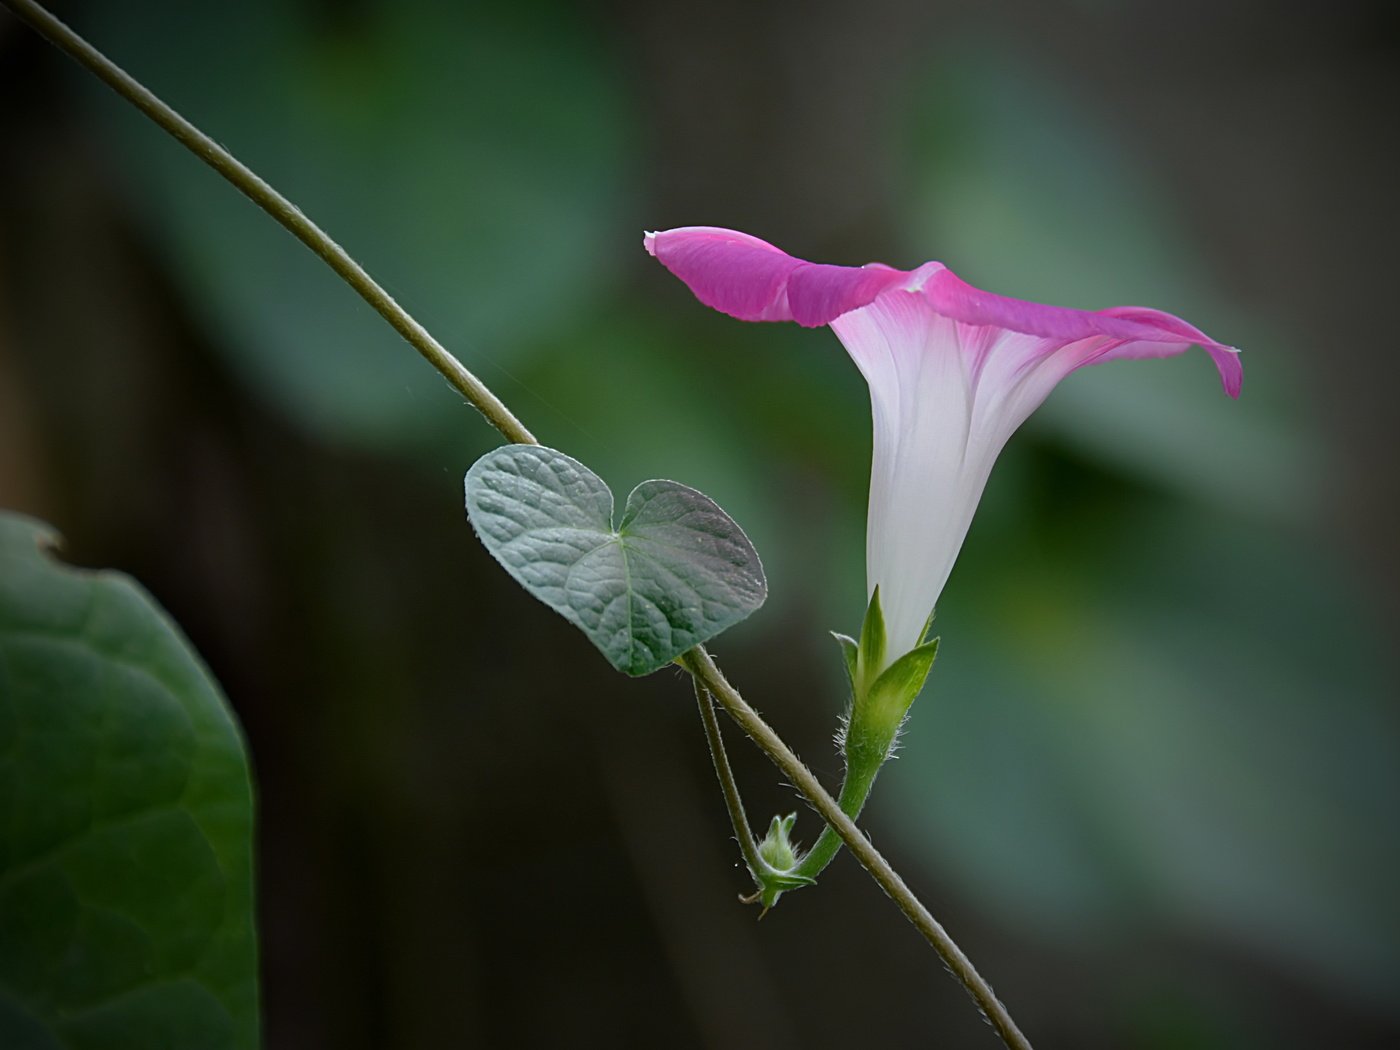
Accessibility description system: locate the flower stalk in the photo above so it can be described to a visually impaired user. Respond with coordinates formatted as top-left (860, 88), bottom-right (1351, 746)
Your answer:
top-left (752, 589), bottom-right (939, 904)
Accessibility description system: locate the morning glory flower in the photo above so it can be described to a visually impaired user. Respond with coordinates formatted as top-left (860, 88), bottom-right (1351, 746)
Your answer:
top-left (647, 226), bottom-right (1242, 667)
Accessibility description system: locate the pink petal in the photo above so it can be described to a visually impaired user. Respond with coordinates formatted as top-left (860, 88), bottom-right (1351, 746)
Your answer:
top-left (922, 273), bottom-right (1242, 397)
top-left (645, 227), bottom-right (798, 322)
top-left (1093, 306), bottom-right (1243, 399)
top-left (647, 226), bottom-right (1242, 396)
top-left (646, 226), bottom-right (908, 328)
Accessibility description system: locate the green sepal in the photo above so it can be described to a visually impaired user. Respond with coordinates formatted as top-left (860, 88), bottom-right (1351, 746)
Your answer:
top-left (865, 636), bottom-right (940, 733)
top-left (831, 631), bottom-right (859, 693)
top-left (763, 871), bottom-right (817, 890)
top-left (854, 586), bottom-right (887, 697)
top-left (916, 603), bottom-right (937, 647)
top-left (843, 598), bottom-right (940, 766)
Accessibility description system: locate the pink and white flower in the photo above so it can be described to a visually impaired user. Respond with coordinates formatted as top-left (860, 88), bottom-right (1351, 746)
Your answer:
top-left (646, 226), bottom-right (1241, 666)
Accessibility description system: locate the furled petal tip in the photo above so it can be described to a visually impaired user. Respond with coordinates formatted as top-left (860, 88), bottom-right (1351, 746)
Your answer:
top-left (646, 226), bottom-right (913, 329)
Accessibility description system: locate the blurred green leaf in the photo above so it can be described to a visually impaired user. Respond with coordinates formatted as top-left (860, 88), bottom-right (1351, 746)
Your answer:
top-left (465, 445), bottom-right (767, 676)
top-left (0, 513), bottom-right (257, 1050)
top-left (84, 0), bottom-right (634, 450)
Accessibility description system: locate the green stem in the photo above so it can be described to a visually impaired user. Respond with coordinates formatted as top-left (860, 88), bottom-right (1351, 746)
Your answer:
top-left (692, 676), bottom-right (766, 887)
top-left (1, 0), bottom-right (536, 448)
top-left (6, 5), bottom-right (1033, 1045)
top-left (792, 754), bottom-right (882, 881)
top-left (680, 649), bottom-right (1031, 1050)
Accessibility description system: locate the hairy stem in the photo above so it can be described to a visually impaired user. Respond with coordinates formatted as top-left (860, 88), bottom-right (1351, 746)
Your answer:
top-left (692, 677), bottom-right (766, 885)
top-left (6, 4), bottom-right (1032, 1045)
top-left (792, 756), bottom-right (881, 881)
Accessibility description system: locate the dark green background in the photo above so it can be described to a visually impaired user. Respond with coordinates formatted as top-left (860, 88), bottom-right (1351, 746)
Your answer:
top-left (1, 1), bottom-right (1396, 1046)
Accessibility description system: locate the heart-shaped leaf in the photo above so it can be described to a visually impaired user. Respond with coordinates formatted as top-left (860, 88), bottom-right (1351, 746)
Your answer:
top-left (464, 445), bottom-right (766, 676)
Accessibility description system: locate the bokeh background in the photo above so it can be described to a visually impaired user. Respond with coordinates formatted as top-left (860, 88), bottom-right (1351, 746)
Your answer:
top-left (2, 0), bottom-right (1397, 1046)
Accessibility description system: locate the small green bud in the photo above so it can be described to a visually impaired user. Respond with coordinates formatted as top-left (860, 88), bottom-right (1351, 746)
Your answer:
top-left (746, 813), bottom-right (816, 914)
top-left (757, 813), bottom-right (799, 872)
